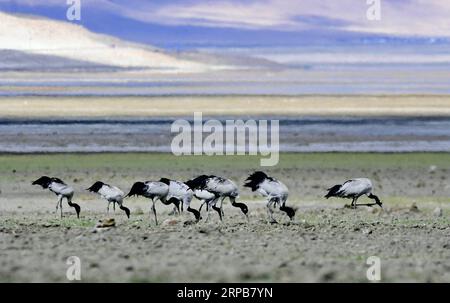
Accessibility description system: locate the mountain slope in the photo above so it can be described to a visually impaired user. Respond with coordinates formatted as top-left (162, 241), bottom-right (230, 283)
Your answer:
top-left (0, 12), bottom-right (208, 72)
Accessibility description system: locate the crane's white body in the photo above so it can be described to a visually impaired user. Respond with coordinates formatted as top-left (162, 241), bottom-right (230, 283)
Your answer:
top-left (166, 180), bottom-right (193, 209)
top-left (256, 179), bottom-right (289, 204)
top-left (204, 177), bottom-right (239, 198)
top-left (141, 181), bottom-right (170, 199)
top-left (97, 185), bottom-right (124, 202)
top-left (335, 178), bottom-right (373, 198)
top-left (49, 181), bottom-right (74, 199)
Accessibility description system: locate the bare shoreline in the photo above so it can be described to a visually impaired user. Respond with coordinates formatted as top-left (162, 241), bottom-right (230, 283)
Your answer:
top-left (1, 95), bottom-right (450, 117)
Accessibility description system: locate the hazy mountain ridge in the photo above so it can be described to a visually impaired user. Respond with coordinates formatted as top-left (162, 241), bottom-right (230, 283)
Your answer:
top-left (0, 11), bottom-right (213, 72)
top-left (0, 49), bottom-right (123, 71)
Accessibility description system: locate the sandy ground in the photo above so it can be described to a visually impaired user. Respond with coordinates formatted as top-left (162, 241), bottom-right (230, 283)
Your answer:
top-left (1, 95), bottom-right (450, 117)
top-left (0, 153), bottom-right (449, 282)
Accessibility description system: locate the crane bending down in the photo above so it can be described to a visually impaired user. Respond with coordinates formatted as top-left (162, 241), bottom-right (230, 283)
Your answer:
top-left (185, 175), bottom-right (248, 222)
top-left (325, 178), bottom-right (383, 208)
top-left (86, 181), bottom-right (130, 218)
top-left (244, 171), bottom-right (295, 223)
top-left (125, 181), bottom-right (177, 225)
top-left (32, 176), bottom-right (81, 218)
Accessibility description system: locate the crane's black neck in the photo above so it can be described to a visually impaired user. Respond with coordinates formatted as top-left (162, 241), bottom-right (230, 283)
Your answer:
top-left (120, 205), bottom-right (131, 218)
top-left (187, 207), bottom-right (201, 221)
top-left (231, 201), bottom-right (248, 216)
top-left (368, 194), bottom-right (383, 208)
top-left (67, 201), bottom-right (81, 218)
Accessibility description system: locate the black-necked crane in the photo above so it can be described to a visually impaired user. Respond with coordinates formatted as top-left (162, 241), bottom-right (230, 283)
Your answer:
top-left (325, 178), bottom-right (383, 208)
top-left (244, 171), bottom-right (295, 223)
top-left (86, 181), bottom-right (131, 218)
top-left (125, 180), bottom-right (178, 225)
top-left (185, 175), bottom-right (248, 222)
top-left (32, 176), bottom-right (81, 218)
top-left (159, 178), bottom-right (201, 222)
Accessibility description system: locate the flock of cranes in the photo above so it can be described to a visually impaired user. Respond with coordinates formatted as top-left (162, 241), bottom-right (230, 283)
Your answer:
top-left (32, 172), bottom-right (383, 224)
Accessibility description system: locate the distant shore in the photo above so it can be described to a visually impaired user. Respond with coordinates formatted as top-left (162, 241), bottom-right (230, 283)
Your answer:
top-left (1, 95), bottom-right (450, 117)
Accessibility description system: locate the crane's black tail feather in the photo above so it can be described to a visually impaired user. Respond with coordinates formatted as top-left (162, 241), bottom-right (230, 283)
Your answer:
top-left (325, 184), bottom-right (342, 199)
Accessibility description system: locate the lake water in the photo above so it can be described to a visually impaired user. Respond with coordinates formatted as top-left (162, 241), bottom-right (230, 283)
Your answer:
top-left (0, 116), bottom-right (448, 153)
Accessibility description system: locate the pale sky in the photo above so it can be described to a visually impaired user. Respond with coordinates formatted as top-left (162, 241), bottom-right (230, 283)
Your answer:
top-left (1, 0), bottom-right (449, 47)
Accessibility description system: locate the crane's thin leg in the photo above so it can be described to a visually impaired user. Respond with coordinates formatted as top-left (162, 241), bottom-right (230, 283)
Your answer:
top-left (107, 201), bottom-right (110, 213)
top-left (208, 197), bottom-right (221, 222)
top-left (267, 199), bottom-right (277, 224)
top-left (60, 197), bottom-right (64, 218)
top-left (149, 198), bottom-right (154, 223)
top-left (353, 196), bottom-right (361, 209)
top-left (113, 202), bottom-right (116, 212)
top-left (151, 199), bottom-right (158, 226)
top-left (55, 196), bottom-right (61, 214)
top-left (219, 196), bottom-right (226, 217)
top-left (350, 197), bottom-right (356, 209)
top-left (211, 198), bottom-right (222, 221)
top-left (205, 205), bottom-right (211, 223)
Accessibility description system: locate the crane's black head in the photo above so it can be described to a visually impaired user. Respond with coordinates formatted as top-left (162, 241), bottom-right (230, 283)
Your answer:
top-left (244, 171), bottom-right (269, 191)
top-left (369, 194), bottom-right (383, 208)
top-left (86, 181), bottom-right (105, 193)
top-left (240, 203), bottom-right (249, 215)
top-left (125, 182), bottom-right (146, 198)
top-left (231, 200), bottom-right (249, 216)
top-left (280, 205), bottom-right (296, 220)
top-left (32, 176), bottom-right (53, 189)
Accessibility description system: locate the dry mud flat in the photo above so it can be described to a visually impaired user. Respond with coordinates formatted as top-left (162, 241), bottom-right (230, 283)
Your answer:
top-left (0, 203), bottom-right (449, 283)
top-left (0, 153), bottom-right (449, 282)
